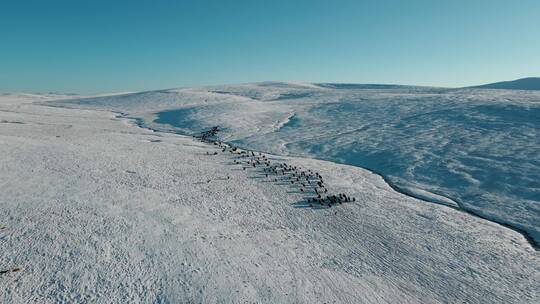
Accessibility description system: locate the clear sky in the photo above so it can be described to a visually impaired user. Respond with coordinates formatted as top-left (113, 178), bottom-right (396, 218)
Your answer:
top-left (1, 0), bottom-right (539, 94)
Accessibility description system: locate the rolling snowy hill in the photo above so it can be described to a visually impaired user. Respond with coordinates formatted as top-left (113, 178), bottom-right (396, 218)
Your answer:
top-left (57, 82), bottom-right (540, 247)
top-left (1, 90), bottom-right (539, 303)
top-left (472, 77), bottom-right (540, 91)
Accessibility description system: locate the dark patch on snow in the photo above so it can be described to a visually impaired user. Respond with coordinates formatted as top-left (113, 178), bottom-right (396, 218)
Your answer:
top-left (471, 77), bottom-right (540, 91)
top-left (0, 120), bottom-right (24, 124)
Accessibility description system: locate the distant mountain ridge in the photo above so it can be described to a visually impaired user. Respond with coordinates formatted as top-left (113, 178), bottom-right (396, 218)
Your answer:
top-left (472, 77), bottom-right (540, 91)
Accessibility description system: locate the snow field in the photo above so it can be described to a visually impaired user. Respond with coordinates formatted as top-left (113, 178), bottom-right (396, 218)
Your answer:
top-left (0, 96), bottom-right (538, 303)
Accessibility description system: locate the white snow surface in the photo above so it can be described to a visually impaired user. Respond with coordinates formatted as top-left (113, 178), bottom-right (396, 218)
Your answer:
top-left (1, 89), bottom-right (539, 303)
top-left (0, 93), bottom-right (81, 106)
top-left (58, 82), bottom-right (540, 247)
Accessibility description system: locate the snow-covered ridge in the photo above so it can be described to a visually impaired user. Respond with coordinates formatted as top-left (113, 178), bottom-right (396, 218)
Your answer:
top-left (53, 82), bottom-right (540, 248)
top-left (472, 77), bottom-right (540, 91)
top-left (0, 92), bottom-right (80, 105)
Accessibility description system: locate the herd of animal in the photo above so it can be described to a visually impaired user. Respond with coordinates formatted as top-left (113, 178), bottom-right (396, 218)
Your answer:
top-left (198, 127), bottom-right (356, 208)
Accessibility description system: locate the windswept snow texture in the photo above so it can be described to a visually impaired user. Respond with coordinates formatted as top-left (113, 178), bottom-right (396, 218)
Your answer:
top-left (4, 91), bottom-right (540, 303)
top-left (60, 82), bottom-right (540, 245)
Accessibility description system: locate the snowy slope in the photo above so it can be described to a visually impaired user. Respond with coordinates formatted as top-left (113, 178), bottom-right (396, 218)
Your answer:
top-left (0, 92), bottom-right (81, 106)
top-left (57, 82), bottom-right (540, 247)
top-left (473, 77), bottom-right (540, 91)
top-left (1, 92), bottom-right (539, 303)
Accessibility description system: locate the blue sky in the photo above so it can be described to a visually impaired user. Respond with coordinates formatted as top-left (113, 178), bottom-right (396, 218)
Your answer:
top-left (1, 0), bottom-right (539, 94)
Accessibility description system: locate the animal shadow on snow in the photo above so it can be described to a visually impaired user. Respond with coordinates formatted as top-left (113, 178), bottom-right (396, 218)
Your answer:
top-left (292, 199), bottom-right (330, 210)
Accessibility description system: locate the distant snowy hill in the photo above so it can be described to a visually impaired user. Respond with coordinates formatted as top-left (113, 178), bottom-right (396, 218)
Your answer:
top-left (472, 77), bottom-right (540, 90)
top-left (0, 92), bottom-right (80, 105)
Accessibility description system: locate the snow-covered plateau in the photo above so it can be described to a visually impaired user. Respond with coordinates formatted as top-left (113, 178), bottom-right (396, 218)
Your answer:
top-left (1, 87), bottom-right (539, 303)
